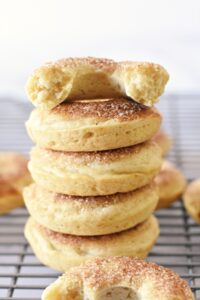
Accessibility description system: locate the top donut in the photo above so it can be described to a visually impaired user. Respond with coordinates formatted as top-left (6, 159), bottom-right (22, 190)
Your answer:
top-left (26, 57), bottom-right (169, 110)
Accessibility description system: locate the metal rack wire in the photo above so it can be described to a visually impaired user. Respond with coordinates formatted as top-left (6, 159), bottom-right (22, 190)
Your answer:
top-left (0, 95), bottom-right (200, 299)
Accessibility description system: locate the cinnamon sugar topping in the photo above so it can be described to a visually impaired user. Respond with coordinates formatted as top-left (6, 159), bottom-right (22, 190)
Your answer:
top-left (51, 98), bottom-right (153, 121)
top-left (53, 183), bottom-right (153, 206)
top-left (38, 218), bottom-right (152, 245)
top-left (42, 141), bottom-right (152, 164)
top-left (66, 257), bottom-right (193, 299)
top-left (47, 57), bottom-right (116, 72)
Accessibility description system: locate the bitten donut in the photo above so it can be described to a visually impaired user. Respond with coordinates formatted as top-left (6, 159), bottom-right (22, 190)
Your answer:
top-left (152, 130), bottom-right (172, 156)
top-left (26, 98), bottom-right (162, 152)
top-left (42, 257), bottom-right (194, 300)
top-left (24, 182), bottom-right (158, 235)
top-left (26, 57), bottom-right (169, 110)
top-left (25, 216), bottom-right (159, 272)
top-left (29, 141), bottom-right (162, 196)
top-left (0, 152), bottom-right (32, 214)
top-left (183, 179), bottom-right (200, 223)
top-left (155, 160), bottom-right (186, 209)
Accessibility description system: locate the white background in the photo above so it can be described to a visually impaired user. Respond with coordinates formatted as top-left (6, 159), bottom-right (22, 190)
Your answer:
top-left (0, 0), bottom-right (200, 99)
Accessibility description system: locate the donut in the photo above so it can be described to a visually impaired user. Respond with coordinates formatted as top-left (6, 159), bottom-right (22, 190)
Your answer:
top-left (26, 98), bottom-right (162, 152)
top-left (183, 179), bottom-right (200, 223)
top-left (155, 160), bottom-right (186, 209)
top-left (25, 216), bottom-right (159, 272)
top-left (152, 130), bottom-right (172, 156)
top-left (0, 152), bottom-right (31, 193)
top-left (26, 57), bottom-right (169, 110)
top-left (0, 152), bottom-right (32, 214)
top-left (0, 184), bottom-right (22, 215)
top-left (24, 182), bottom-right (158, 236)
top-left (28, 141), bottom-right (162, 196)
top-left (42, 256), bottom-right (194, 300)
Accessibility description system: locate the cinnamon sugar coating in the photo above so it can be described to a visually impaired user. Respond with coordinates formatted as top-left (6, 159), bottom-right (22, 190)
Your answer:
top-left (26, 56), bottom-right (169, 109)
top-left (42, 257), bottom-right (194, 300)
top-left (51, 98), bottom-right (152, 121)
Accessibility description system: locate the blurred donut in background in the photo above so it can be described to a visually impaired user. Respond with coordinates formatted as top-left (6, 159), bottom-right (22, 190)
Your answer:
top-left (0, 152), bottom-right (32, 214)
top-left (152, 130), bottom-right (172, 157)
top-left (155, 160), bottom-right (187, 209)
top-left (184, 179), bottom-right (200, 224)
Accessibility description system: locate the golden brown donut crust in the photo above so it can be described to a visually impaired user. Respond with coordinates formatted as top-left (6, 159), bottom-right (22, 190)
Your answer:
top-left (24, 182), bottom-right (158, 235)
top-left (25, 216), bottom-right (159, 272)
top-left (28, 141), bottom-right (162, 196)
top-left (155, 160), bottom-right (187, 209)
top-left (42, 257), bottom-right (194, 300)
top-left (26, 57), bottom-right (169, 110)
top-left (184, 179), bottom-right (200, 223)
top-left (26, 98), bottom-right (162, 151)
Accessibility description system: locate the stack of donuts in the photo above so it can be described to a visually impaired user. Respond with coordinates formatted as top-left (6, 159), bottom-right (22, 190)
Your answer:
top-left (24, 57), bottom-right (169, 272)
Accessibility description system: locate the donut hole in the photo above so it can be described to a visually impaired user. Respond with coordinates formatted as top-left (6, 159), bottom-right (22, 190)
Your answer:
top-left (68, 72), bottom-right (122, 99)
top-left (97, 286), bottom-right (139, 300)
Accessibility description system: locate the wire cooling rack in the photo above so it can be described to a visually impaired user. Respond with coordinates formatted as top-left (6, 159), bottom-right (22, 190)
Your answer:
top-left (0, 95), bottom-right (200, 299)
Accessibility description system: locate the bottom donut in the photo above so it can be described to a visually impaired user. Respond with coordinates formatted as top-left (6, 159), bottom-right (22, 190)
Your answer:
top-left (25, 216), bottom-right (159, 272)
top-left (42, 256), bottom-right (194, 300)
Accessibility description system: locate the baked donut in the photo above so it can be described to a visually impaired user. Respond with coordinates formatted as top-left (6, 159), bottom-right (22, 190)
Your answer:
top-left (183, 179), bottom-right (200, 223)
top-left (26, 98), bottom-right (162, 152)
top-left (0, 152), bottom-right (31, 193)
top-left (155, 160), bottom-right (186, 209)
top-left (42, 257), bottom-right (194, 300)
top-left (0, 184), bottom-right (22, 215)
top-left (26, 57), bottom-right (169, 110)
top-left (24, 182), bottom-right (158, 235)
top-left (152, 130), bottom-right (172, 156)
top-left (0, 152), bottom-right (32, 214)
top-left (25, 216), bottom-right (159, 272)
top-left (29, 141), bottom-right (162, 196)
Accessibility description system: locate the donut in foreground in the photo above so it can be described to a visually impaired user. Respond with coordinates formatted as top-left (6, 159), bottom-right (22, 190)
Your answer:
top-left (25, 216), bottom-right (159, 272)
top-left (29, 141), bottom-right (162, 196)
top-left (26, 57), bottom-right (169, 110)
top-left (183, 179), bottom-right (200, 224)
top-left (155, 160), bottom-right (187, 209)
top-left (42, 256), bottom-right (194, 300)
top-left (0, 152), bottom-right (32, 214)
top-left (26, 98), bottom-right (162, 152)
top-left (24, 182), bottom-right (158, 235)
